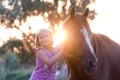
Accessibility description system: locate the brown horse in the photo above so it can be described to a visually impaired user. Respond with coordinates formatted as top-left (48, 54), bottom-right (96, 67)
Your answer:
top-left (63, 7), bottom-right (120, 80)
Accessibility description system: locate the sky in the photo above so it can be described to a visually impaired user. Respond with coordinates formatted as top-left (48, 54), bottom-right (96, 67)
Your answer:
top-left (89, 0), bottom-right (120, 43)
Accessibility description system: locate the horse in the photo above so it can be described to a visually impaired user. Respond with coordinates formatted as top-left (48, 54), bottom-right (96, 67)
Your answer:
top-left (63, 6), bottom-right (120, 80)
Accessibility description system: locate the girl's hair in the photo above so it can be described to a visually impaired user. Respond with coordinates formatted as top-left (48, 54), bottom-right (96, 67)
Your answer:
top-left (35, 28), bottom-right (53, 48)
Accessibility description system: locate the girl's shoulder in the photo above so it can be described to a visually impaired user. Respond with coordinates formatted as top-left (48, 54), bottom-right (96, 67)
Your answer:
top-left (35, 47), bottom-right (46, 54)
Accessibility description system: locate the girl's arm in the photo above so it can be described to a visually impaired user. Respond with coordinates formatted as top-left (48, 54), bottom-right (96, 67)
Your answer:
top-left (36, 49), bottom-right (63, 66)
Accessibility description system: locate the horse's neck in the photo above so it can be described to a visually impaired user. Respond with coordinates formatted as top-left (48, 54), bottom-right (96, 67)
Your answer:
top-left (91, 33), bottom-right (120, 80)
top-left (91, 33), bottom-right (120, 64)
top-left (91, 33), bottom-right (112, 61)
top-left (91, 33), bottom-right (120, 53)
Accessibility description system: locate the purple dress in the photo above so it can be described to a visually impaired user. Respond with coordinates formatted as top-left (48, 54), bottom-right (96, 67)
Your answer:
top-left (29, 47), bottom-right (57, 80)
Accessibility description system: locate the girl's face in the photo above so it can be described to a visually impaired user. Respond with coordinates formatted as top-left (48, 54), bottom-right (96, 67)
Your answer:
top-left (38, 30), bottom-right (53, 47)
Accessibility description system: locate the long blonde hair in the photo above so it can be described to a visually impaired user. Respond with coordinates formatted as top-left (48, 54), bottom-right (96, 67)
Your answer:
top-left (35, 29), bottom-right (53, 48)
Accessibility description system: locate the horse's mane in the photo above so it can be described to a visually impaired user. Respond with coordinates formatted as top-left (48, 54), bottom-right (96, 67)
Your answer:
top-left (91, 33), bottom-right (120, 61)
top-left (90, 33), bottom-right (120, 79)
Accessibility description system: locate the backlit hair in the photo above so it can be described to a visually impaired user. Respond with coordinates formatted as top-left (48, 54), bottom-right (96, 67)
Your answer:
top-left (35, 28), bottom-right (53, 48)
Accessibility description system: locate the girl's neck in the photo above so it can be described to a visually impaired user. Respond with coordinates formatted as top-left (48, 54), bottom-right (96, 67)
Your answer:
top-left (41, 45), bottom-right (55, 55)
top-left (42, 45), bottom-right (53, 51)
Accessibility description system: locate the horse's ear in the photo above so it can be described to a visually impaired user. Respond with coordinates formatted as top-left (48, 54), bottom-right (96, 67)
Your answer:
top-left (83, 8), bottom-right (89, 17)
top-left (70, 6), bottom-right (75, 18)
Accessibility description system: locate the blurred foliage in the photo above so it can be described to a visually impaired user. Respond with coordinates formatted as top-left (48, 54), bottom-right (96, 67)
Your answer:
top-left (0, 67), bottom-right (32, 80)
top-left (5, 69), bottom-right (32, 80)
top-left (3, 53), bottom-right (19, 70)
top-left (0, 0), bottom-right (96, 66)
top-left (0, 0), bottom-right (96, 25)
top-left (0, 36), bottom-right (35, 64)
top-left (0, 39), bottom-right (23, 54)
top-left (0, 53), bottom-right (19, 80)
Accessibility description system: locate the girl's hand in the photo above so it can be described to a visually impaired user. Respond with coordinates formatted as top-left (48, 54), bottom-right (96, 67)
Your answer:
top-left (58, 47), bottom-right (73, 57)
top-left (55, 44), bottom-right (73, 57)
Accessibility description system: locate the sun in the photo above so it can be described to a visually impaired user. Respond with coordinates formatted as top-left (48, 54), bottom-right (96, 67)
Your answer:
top-left (53, 23), bottom-right (67, 47)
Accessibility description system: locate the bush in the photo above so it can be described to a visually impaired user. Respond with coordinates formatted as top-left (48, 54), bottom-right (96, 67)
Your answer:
top-left (6, 70), bottom-right (32, 80)
top-left (0, 53), bottom-right (20, 80)
top-left (0, 61), bottom-right (6, 80)
top-left (3, 53), bottom-right (19, 71)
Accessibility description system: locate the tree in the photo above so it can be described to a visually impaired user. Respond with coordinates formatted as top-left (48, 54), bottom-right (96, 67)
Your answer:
top-left (0, 0), bottom-right (96, 65)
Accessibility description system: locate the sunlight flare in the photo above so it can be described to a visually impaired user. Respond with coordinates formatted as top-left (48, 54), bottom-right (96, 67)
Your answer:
top-left (53, 23), bottom-right (67, 47)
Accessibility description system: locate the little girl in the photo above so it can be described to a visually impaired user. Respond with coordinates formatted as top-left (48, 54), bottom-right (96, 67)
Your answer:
top-left (29, 28), bottom-right (64, 80)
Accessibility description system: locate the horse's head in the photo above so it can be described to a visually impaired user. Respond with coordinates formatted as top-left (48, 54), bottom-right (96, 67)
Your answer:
top-left (63, 7), bottom-right (98, 74)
